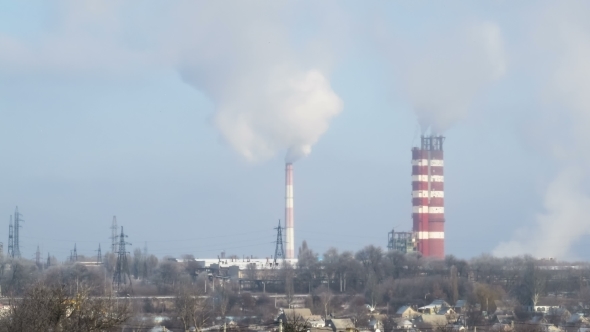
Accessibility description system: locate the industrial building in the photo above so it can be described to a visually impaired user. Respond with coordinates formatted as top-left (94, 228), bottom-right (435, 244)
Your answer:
top-left (387, 229), bottom-right (416, 253)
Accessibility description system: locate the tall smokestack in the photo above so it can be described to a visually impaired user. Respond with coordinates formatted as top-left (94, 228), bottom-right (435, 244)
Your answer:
top-left (285, 163), bottom-right (295, 259)
top-left (412, 135), bottom-right (445, 258)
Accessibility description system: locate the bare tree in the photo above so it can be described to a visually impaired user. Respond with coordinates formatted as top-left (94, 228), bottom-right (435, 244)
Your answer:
top-left (283, 314), bottom-right (311, 332)
top-left (315, 285), bottom-right (333, 318)
top-left (0, 282), bottom-right (130, 332)
top-left (174, 284), bottom-right (212, 332)
top-left (514, 259), bottom-right (546, 308)
top-left (283, 262), bottom-right (295, 306)
top-left (450, 265), bottom-right (459, 304)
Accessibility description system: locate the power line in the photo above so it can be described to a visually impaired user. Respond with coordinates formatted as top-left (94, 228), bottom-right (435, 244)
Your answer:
top-left (21, 229), bottom-right (269, 243)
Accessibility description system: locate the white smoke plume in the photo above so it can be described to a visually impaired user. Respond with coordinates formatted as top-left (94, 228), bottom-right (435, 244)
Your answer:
top-left (494, 4), bottom-right (590, 258)
top-left (169, 3), bottom-right (343, 163)
top-left (180, 65), bottom-right (342, 163)
top-left (494, 167), bottom-right (590, 258)
top-left (380, 21), bottom-right (506, 132)
top-left (0, 2), bottom-right (343, 164)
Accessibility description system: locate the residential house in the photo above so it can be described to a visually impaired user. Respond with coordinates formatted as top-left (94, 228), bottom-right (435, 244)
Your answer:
top-left (567, 313), bottom-right (590, 327)
top-left (326, 318), bottom-right (356, 332)
top-left (494, 300), bottom-right (518, 315)
top-left (415, 314), bottom-right (448, 327)
top-left (454, 300), bottom-right (467, 314)
top-left (311, 327), bottom-right (334, 332)
top-left (368, 314), bottom-right (386, 331)
top-left (395, 306), bottom-right (421, 319)
top-left (394, 319), bottom-right (414, 330)
top-left (535, 303), bottom-right (563, 313)
top-left (418, 300), bottom-right (451, 315)
top-left (277, 308), bottom-right (314, 322)
top-left (308, 316), bottom-right (327, 328)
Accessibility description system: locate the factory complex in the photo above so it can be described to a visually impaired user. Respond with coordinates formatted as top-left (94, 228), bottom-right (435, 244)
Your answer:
top-left (189, 134), bottom-right (447, 268)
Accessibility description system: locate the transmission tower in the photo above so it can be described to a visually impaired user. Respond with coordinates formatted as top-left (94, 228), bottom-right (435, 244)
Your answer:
top-left (110, 216), bottom-right (119, 254)
top-left (96, 243), bottom-right (102, 265)
top-left (70, 243), bottom-right (78, 262)
top-left (7, 216), bottom-right (13, 259)
top-left (13, 207), bottom-right (23, 259)
top-left (113, 226), bottom-right (132, 291)
top-left (274, 220), bottom-right (285, 262)
top-left (46, 252), bottom-right (51, 268)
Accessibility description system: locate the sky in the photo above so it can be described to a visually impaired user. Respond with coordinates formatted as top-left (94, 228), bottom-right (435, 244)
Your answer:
top-left (1, 1), bottom-right (590, 261)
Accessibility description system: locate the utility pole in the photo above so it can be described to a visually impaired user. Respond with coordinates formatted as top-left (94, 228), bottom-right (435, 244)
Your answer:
top-left (274, 220), bottom-right (285, 263)
top-left (7, 216), bottom-right (13, 259)
top-left (113, 226), bottom-right (132, 291)
top-left (110, 216), bottom-right (118, 254)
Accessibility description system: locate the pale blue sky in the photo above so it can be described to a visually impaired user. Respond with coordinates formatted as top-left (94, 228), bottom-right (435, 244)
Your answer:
top-left (1, 1), bottom-right (588, 260)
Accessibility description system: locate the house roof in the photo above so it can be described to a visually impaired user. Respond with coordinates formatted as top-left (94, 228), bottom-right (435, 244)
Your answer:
top-left (438, 307), bottom-right (455, 315)
top-left (396, 306), bottom-right (412, 315)
top-left (311, 327), bottom-right (333, 332)
top-left (418, 315), bottom-right (448, 326)
top-left (567, 313), bottom-right (588, 324)
top-left (420, 300), bottom-right (451, 310)
top-left (530, 316), bottom-right (548, 324)
top-left (495, 314), bottom-right (514, 324)
top-left (328, 318), bottom-right (355, 330)
top-left (547, 326), bottom-right (562, 332)
top-left (494, 300), bottom-right (517, 312)
top-left (397, 320), bottom-right (413, 328)
top-left (282, 308), bottom-right (313, 320)
top-left (455, 300), bottom-right (467, 308)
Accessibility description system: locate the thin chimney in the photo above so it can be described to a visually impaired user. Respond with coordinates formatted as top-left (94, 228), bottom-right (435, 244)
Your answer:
top-left (285, 163), bottom-right (295, 259)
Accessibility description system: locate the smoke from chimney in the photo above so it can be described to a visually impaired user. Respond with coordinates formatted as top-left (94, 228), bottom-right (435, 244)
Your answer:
top-left (175, 4), bottom-right (343, 163)
top-left (378, 21), bottom-right (506, 132)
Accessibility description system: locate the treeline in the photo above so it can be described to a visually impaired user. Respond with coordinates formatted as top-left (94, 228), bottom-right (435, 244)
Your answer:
top-left (0, 243), bottom-right (589, 324)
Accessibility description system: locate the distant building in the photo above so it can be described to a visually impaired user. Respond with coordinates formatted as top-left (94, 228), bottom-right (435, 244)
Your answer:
top-left (418, 300), bottom-right (451, 315)
top-left (395, 306), bottom-right (421, 319)
top-left (278, 308), bottom-right (323, 327)
top-left (454, 300), bottom-right (467, 313)
top-left (415, 315), bottom-right (448, 327)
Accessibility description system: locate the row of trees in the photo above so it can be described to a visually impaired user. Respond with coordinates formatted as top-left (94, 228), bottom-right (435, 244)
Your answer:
top-left (0, 282), bottom-right (130, 331)
top-left (0, 242), bottom-right (588, 328)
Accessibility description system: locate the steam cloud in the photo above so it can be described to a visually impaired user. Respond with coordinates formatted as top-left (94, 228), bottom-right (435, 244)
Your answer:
top-left (170, 3), bottom-right (343, 163)
top-left (7, 2), bottom-right (590, 258)
top-left (385, 21), bottom-right (506, 132)
top-left (494, 4), bottom-right (590, 258)
top-left (180, 66), bottom-right (342, 163)
top-left (0, 2), bottom-right (343, 164)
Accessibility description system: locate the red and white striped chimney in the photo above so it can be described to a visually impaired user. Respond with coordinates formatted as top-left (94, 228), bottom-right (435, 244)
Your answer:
top-left (412, 135), bottom-right (445, 258)
top-left (285, 163), bottom-right (295, 259)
